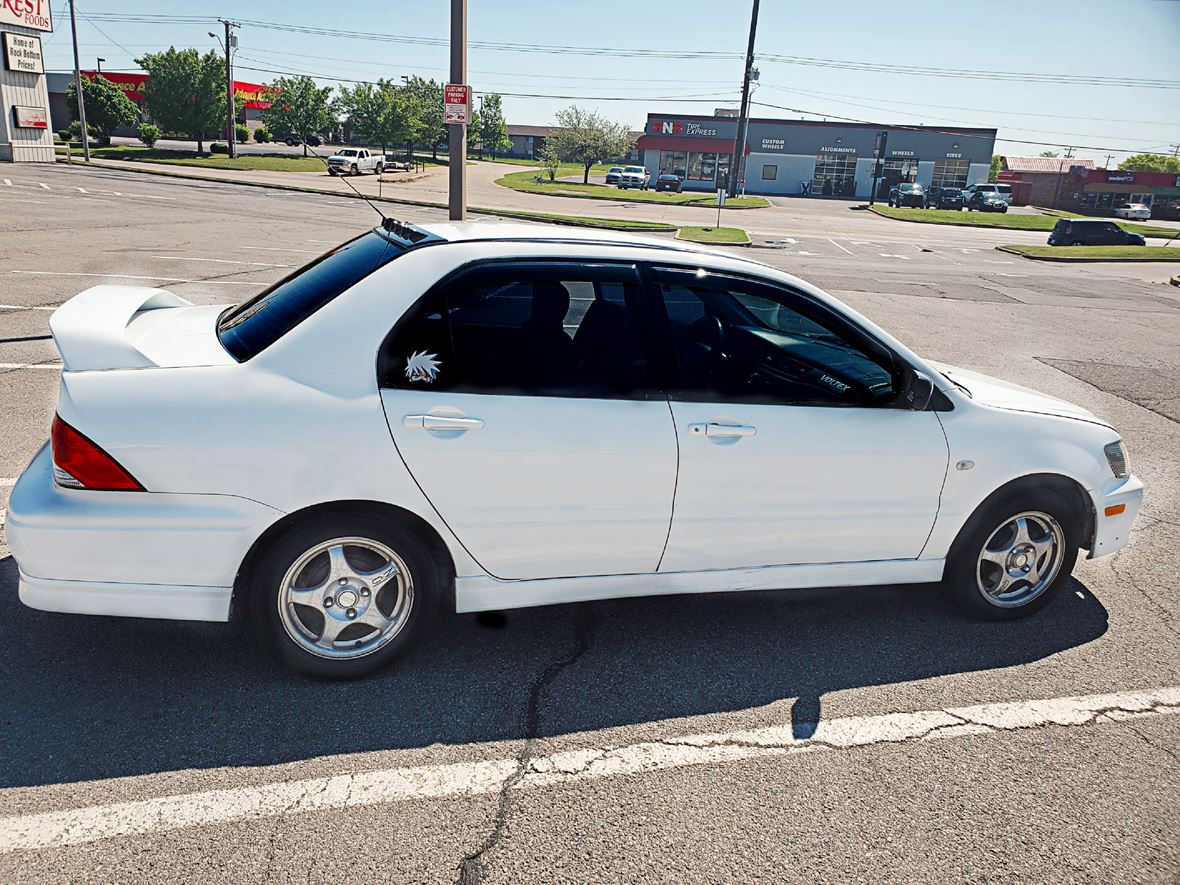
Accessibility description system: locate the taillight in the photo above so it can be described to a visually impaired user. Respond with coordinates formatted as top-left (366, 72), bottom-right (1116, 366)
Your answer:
top-left (50, 415), bottom-right (144, 491)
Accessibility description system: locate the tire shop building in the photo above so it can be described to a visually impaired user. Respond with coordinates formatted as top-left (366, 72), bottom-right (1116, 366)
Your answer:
top-left (1, 1), bottom-right (54, 163)
top-left (635, 112), bottom-right (996, 198)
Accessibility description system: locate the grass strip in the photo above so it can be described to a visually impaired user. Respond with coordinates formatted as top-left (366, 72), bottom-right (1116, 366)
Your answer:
top-left (996, 244), bottom-right (1180, 261)
top-left (870, 204), bottom-right (1176, 239)
top-left (496, 167), bottom-right (769, 209)
top-left (677, 226), bottom-right (749, 244)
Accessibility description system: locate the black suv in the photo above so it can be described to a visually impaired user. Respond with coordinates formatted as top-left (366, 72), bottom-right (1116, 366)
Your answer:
top-left (888, 183), bottom-right (926, 208)
top-left (925, 185), bottom-right (964, 210)
top-left (1048, 219), bottom-right (1146, 247)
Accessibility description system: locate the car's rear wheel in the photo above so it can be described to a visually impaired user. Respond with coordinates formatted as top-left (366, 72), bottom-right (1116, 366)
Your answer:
top-left (248, 514), bottom-right (441, 678)
top-left (943, 486), bottom-right (1080, 621)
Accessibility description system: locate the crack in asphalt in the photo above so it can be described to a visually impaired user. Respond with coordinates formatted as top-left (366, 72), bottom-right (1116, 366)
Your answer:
top-left (456, 609), bottom-right (597, 885)
top-left (1107, 542), bottom-right (1180, 640)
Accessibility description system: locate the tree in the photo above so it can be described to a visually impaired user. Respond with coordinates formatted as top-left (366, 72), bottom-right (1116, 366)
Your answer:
top-left (261, 76), bottom-right (335, 156)
top-left (66, 75), bottom-right (137, 145)
top-left (404, 76), bottom-right (445, 159)
top-left (1118, 152), bottom-right (1180, 173)
top-left (136, 48), bottom-right (226, 153)
top-left (336, 80), bottom-right (423, 157)
top-left (550, 106), bottom-right (632, 183)
top-left (1038, 150), bottom-right (1060, 158)
top-left (988, 155), bottom-right (1002, 181)
top-left (478, 93), bottom-right (511, 161)
top-left (537, 143), bottom-right (561, 181)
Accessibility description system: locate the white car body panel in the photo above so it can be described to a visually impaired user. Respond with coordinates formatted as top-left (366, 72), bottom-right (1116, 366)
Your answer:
top-left (6, 222), bottom-right (1144, 624)
top-left (382, 390), bottom-right (677, 579)
top-left (661, 404), bottom-right (948, 570)
top-left (1114, 205), bottom-right (1151, 221)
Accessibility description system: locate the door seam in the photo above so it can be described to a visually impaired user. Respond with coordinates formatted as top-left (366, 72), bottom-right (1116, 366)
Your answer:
top-left (654, 395), bottom-right (679, 573)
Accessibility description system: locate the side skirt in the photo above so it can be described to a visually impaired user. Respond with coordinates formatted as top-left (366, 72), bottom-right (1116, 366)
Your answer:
top-left (454, 558), bottom-right (946, 613)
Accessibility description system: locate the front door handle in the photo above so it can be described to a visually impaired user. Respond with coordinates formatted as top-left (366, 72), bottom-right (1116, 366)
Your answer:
top-left (688, 422), bottom-right (756, 439)
top-left (404, 415), bottom-right (484, 431)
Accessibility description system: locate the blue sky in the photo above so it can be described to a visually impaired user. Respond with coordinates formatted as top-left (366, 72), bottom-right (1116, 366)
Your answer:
top-left (39, 0), bottom-right (1180, 165)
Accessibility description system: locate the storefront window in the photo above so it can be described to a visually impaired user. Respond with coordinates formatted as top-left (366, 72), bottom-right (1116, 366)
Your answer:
top-left (931, 159), bottom-right (969, 188)
top-left (686, 152), bottom-right (718, 181)
top-left (762, 164), bottom-right (777, 181)
top-left (659, 151), bottom-right (688, 177)
top-left (812, 153), bottom-right (857, 196)
top-left (1130, 192), bottom-right (1153, 205)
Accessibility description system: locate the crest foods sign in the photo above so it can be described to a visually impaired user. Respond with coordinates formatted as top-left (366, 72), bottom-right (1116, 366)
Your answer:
top-left (1, 0), bottom-right (53, 32)
top-left (651, 121), bottom-right (719, 137)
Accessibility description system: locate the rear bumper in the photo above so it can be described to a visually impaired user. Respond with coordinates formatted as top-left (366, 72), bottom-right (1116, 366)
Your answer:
top-left (7, 443), bottom-right (282, 622)
top-left (1087, 474), bottom-right (1144, 558)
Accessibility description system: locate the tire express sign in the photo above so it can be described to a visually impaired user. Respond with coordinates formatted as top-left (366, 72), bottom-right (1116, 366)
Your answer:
top-left (1, 0), bottom-right (53, 32)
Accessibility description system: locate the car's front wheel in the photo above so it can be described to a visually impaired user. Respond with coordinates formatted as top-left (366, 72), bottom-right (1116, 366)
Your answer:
top-left (943, 486), bottom-right (1080, 621)
top-left (248, 514), bottom-right (441, 678)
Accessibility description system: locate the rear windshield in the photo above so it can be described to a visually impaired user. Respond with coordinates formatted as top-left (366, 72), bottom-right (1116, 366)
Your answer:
top-left (217, 230), bottom-right (404, 361)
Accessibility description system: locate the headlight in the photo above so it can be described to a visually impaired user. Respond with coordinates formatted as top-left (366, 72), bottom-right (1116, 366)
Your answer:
top-left (1104, 440), bottom-right (1128, 478)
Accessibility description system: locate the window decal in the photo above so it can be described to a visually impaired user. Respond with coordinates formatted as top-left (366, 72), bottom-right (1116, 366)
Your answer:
top-left (405, 350), bottom-right (442, 383)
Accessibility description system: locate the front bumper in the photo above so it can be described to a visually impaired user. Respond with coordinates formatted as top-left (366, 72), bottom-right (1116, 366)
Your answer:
top-left (6, 443), bottom-right (283, 622)
top-left (1087, 474), bottom-right (1144, 558)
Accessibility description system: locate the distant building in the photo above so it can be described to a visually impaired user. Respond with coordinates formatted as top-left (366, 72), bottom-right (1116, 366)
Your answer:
top-left (998, 156), bottom-right (1179, 217)
top-left (503, 124), bottom-right (642, 161)
top-left (996, 156), bottom-right (1096, 207)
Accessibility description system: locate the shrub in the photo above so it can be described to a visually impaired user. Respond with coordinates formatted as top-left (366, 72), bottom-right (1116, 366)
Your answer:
top-left (253, 125), bottom-right (270, 143)
top-left (57, 128), bottom-right (73, 143)
top-left (138, 123), bottom-right (161, 148)
top-left (210, 142), bottom-right (229, 154)
top-left (235, 124), bottom-right (249, 143)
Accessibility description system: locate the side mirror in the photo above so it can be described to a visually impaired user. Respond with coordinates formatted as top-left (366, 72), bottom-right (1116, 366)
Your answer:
top-left (905, 371), bottom-right (934, 411)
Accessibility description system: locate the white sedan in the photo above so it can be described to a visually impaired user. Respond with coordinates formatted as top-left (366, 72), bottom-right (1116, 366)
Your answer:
top-left (1113, 203), bottom-right (1151, 221)
top-left (8, 221), bottom-right (1143, 677)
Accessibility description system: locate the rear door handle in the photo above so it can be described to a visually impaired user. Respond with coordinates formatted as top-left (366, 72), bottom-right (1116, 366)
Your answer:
top-left (404, 415), bottom-right (484, 431)
top-left (688, 422), bottom-right (756, 439)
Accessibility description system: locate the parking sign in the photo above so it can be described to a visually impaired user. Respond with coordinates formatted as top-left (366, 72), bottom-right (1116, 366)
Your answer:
top-left (444, 84), bottom-right (470, 125)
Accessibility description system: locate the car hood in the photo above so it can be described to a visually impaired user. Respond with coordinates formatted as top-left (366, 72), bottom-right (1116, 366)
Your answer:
top-left (928, 361), bottom-right (1110, 427)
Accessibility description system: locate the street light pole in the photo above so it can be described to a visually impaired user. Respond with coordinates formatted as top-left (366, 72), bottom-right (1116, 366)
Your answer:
top-left (96, 57), bottom-right (104, 74)
top-left (727, 0), bottom-right (760, 197)
top-left (68, 0), bottom-right (90, 162)
top-left (448, 0), bottom-right (467, 220)
top-left (219, 20), bottom-right (239, 159)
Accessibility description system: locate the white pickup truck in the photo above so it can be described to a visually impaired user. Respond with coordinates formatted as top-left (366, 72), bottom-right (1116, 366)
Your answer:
top-left (326, 148), bottom-right (383, 176)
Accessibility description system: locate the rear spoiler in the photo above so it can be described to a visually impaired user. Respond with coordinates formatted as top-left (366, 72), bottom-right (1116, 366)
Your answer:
top-left (49, 285), bottom-right (192, 372)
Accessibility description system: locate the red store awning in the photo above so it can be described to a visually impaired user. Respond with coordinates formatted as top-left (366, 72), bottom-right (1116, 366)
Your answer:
top-left (637, 134), bottom-right (744, 154)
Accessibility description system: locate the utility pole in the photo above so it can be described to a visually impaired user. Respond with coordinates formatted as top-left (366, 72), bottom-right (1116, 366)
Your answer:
top-left (220, 20), bottom-right (239, 159)
top-left (1051, 147), bottom-right (1074, 211)
top-left (96, 57), bottom-right (104, 74)
top-left (1104, 154), bottom-right (1114, 169)
top-left (449, 0), bottom-right (467, 220)
top-left (727, 0), bottom-right (760, 197)
top-left (68, 0), bottom-right (89, 162)
top-left (1170, 144), bottom-right (1179, 160)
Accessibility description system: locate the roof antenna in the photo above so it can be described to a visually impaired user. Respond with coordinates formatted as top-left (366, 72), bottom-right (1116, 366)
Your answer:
top-left (302, 140), bottom-right (390, 224)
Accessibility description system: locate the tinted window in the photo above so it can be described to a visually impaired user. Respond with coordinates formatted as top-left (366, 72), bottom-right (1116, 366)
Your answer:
top-left (218, 231), bottom-right (404, 361)
top-left (381, 262), bottom-right (646, 399)
top-left (653, 269), bottom-right (897, 407)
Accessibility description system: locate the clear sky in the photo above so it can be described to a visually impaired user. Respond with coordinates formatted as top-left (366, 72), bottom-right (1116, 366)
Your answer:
top-left (39, 0), bottom-right (1180, 165)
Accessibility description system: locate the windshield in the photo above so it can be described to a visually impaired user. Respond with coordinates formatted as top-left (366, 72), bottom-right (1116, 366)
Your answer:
top-left (217, 230), bottom-right (405, 361)
top-left (900, 184), bottom-right (921, 192)
top-left (339, 149), bottom-right (358, 157)
top-left (625, 166), bottom-right (644, 173)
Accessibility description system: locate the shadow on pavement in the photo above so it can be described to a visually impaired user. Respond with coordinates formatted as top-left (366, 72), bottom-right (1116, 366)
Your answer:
top-left (0, 555), bottom-right (1107, 788)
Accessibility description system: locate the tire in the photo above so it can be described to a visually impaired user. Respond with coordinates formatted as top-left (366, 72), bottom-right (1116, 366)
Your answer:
top-left (942, 485), bottom-right (1080, 621)
top-left (1068, 240), bottom-right (1084, 246)
top-left (247, 513), bottom-right (443, 678)
top-left (350, 164), bottom-right (358, 176)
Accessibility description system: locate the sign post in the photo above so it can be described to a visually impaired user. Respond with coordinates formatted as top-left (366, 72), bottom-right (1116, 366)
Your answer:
top-left (716, 187), bottom-right (726, 229)
top-left (446, 0), bottom-right (467, 221)
top-left (869, 130), bottom-right (887, 206)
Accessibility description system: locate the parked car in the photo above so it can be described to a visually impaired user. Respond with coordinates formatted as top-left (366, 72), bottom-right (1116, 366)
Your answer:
top-left (925, 185), bottom-right (965, 210)
top-left (326, 148), bottom-right (383, 176)
top-left (888, 183), bottom-right (926, 208)
top-left (1113, 203), bottom-right (1151, 221)
top-left (284, 134), bottom-right (322, 147)
top-left (8, 220), bottom-right (1142, 677)
top-left (962, 183), bottom-right (1012, 204)
top-left (654, 173), bottom-right (683, 193)
top-left (1047, 219), bottom-right (1147, 246)
top-left (617, 166), bottom-right (649, 190)
top-left (966, 192), bottom-right (1009, 213)
top-left (604, 167), bottom-right (623, 185)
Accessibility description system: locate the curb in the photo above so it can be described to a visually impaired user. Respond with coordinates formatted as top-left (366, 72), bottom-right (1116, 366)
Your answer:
top-left (55, 158), bottom-right (677, 232)
top-left (495, 176), bottom-right (770, 211)
top-left (995, 245), bottom-right (1180, 263)
top-left (675, 228), bottom-right (751, 247)
top-left (868, 205), bottom-right (1175, 239)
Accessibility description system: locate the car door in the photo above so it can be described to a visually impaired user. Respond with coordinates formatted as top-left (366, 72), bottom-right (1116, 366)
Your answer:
top-left (378, 260), bottom-right (677, 580)
top-left (647, 266), bottom-right (949, 572)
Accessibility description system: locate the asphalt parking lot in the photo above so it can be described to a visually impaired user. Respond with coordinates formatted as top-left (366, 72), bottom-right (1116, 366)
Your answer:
top-left (0, 164), bottom-right (1177, 883)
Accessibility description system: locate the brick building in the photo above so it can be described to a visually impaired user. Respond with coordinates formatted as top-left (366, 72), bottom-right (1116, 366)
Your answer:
top-left (997, 156), bottom-right (1096, 206)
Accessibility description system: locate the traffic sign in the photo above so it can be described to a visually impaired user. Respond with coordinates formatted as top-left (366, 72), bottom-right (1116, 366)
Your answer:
top-left (444, 84), bottom-right (470, 125)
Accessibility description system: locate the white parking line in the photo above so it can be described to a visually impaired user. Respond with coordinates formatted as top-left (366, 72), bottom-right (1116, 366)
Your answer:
top-left (0, 478), bottom-right (15, 486)
top-left (10, 271), bottom-right (259, 285)
top-left (2, 178), bottom-right (11, 186)
top-left (0, 686), bottom-right (1174, 853)
top-left (241, 246), bottom-right (321, 254)
top-left (0, 198), bottom-right (47, 205)
top-left (37, 183), bottom-right (49, 190)
top-left (827, 238), bottom-right (853, 255)
top-left (0, 304), bottom-right (59, 310)
top-left (0, 363), bottom-right (61, 370)
top-left (879, 252), bottom-right (912, 260)
top-left (152, 256), bottom-right (292, 268)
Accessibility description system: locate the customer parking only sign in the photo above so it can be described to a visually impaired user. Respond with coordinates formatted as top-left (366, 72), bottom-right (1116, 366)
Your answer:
top-left (444, 84), bottom-right (470, 125)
